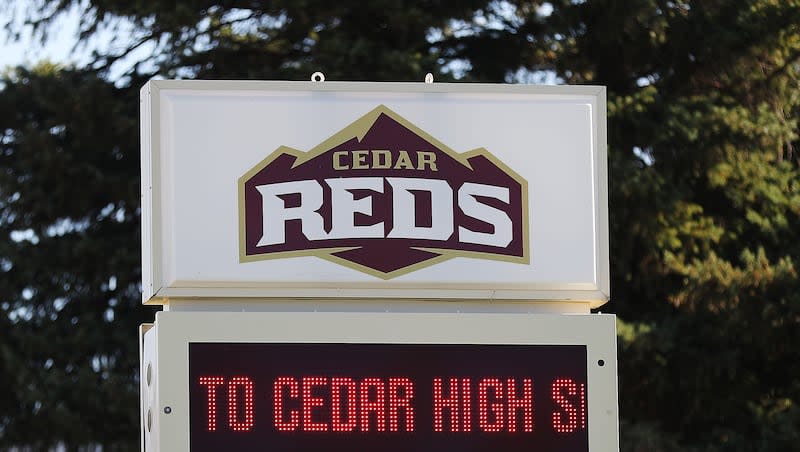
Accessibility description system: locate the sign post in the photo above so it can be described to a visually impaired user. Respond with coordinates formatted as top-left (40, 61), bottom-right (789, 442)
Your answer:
top-left (139, 80), bottom-right (618, 451)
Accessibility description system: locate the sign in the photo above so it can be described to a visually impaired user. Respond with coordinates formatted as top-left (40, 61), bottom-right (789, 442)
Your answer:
top-left (239, 105), bottom-right (527, 278)
top-left (139, 312), bottom-right (619, 452)
top-left (140, 81), bottom-right (609, 305)
top-left (190, 343), bottom-right (586, 452)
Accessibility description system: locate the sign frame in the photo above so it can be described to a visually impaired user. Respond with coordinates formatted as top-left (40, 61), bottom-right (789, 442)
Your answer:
top-left (140, 311), bottom-right (619, 451)
top-left (140, 80), bottom-right (609, 306)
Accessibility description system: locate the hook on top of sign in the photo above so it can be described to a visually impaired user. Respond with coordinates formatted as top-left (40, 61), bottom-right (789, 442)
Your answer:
top-left (425, 73), bottom-right (434, 84)
top-left (311, 72), bottom-right (325, 82)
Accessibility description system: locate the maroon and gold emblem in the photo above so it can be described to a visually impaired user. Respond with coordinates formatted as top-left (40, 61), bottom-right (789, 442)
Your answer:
top-left (239, 105), bottom-right (528, 278)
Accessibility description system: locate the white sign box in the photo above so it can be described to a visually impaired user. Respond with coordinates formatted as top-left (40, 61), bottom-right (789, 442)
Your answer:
top-left (140, 81), bottom-right (609, 305)
top-left (140, 312), bottom-right (619, 452)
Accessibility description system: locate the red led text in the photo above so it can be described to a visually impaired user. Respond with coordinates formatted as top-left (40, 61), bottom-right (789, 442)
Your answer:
top-left (197, 375), bottom-right (586, 435)
top-left (274, 376), bottom-right (415, 432)
top-left (198, 376), bottom-right (255, 432)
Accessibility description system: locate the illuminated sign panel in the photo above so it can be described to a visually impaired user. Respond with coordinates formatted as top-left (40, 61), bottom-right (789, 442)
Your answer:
top-left (189, 343), bottom-right (588, 452)
top-left (140, 81), bottom-right (610, 305)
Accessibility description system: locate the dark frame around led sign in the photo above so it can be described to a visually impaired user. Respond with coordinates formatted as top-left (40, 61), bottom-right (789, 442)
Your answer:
top-left (189, 343), bottom-right (589, 452)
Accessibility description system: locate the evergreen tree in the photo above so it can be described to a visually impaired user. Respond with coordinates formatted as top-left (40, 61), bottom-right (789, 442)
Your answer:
top-left (0, 64), bottom-right (153, 449)
top-left (1, 1), bottom-right (798, 450)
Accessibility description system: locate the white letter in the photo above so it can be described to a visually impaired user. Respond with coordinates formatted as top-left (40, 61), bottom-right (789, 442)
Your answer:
top-left (457, 183), bottom-right (512, 247)
top-left (386, 178), bottom-right (453, 241)
top-left (256, 180), bottom-right (327, 246)
top-left (325, 177), bottom-right (385, 239)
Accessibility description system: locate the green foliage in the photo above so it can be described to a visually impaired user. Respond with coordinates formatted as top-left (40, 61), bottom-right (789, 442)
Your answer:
top-left (0, 65), bottom-right (156, 448)
top-left (0, 0), bottom-right (798, 450)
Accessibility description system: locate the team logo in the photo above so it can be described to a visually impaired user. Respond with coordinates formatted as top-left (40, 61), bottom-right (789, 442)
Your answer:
top-left (239, 105), bottom-right (528, 278)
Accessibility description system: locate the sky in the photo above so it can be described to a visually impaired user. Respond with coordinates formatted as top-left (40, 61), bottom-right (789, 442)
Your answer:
top-left (0, 1), bottom-right (149, 80)
top-left (0, 3), bottom-right (92, 70)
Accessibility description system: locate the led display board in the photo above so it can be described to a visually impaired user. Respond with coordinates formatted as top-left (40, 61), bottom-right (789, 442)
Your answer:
top-left (140, 312), bottom-right (619, 451)
top-left (140, 81), bottom-right (609, 306)
top-left (189, 343), bottom-right (588, 452)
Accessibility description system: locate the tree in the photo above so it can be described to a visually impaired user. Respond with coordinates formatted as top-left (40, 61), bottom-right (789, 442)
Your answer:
top-left (0, 64), bottom-right (153, 449)
top-left (1, 0), bottom-right (798, 450)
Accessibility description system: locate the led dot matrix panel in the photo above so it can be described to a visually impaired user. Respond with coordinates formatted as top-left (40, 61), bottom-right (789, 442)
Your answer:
top-left (140, 312), bottom-right (618, 452)
top-left (191, 343), bottom-right (586, 451)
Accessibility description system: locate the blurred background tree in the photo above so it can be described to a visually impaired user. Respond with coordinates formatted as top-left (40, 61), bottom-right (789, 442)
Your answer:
top-left (0, 0), bottom-right (798, 450)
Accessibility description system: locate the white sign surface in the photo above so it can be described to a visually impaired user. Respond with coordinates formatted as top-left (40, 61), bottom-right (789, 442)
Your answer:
top-left (140, 80), bottom-right (609, 305)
